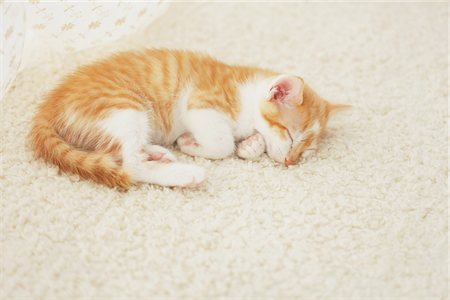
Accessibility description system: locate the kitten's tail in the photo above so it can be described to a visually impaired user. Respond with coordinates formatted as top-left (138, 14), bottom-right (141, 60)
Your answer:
top-left (29, 115), bottom-right (131, 190)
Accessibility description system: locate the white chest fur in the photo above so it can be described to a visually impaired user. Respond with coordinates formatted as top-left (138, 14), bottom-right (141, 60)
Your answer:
top-left (234, 77), bottom-right (269, 141)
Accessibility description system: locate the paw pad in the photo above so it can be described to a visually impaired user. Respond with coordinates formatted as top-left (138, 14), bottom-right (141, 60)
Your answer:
top-left (178, 132), bottom-right (198, 147)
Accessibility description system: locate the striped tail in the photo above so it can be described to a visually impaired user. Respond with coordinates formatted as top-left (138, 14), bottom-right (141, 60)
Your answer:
top-left (29, 114), bottom-right (131, 190)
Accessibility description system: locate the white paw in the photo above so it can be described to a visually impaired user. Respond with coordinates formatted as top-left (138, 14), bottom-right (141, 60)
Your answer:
top-left (237, 132), bottom-right (266, 159)
top-left (170, 164), bottom-right (205, 187)
top-left (176, 132), bottom-right (201, 157)
top-left (177, 132), bottom-right (197, 147)
top-left (144, 145), bottom-right (177, 163)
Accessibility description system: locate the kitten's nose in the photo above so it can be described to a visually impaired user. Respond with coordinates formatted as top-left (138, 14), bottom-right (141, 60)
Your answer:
top-left (284, 158), bottom-right (295, 166)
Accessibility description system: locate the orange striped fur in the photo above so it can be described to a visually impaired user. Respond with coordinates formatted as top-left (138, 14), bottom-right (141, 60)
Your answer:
top-left (29, 49), bottom-right (348, 188)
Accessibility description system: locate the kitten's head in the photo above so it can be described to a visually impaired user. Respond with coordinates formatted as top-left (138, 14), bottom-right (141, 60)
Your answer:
top-left (258, 75), bottom-right (349, 166)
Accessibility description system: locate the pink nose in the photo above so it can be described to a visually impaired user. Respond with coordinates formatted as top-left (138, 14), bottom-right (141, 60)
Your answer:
top-left (284, 158), bottom-right (295, 166)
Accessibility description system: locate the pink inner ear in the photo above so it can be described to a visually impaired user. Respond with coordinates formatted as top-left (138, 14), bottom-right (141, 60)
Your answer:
top-left (268, 76), bottom-right (303, 105)
top-left (269, 82), bottom-right (289, 102)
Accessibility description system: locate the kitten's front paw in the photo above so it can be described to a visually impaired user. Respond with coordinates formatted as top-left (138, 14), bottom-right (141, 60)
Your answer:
top-left (144, 145), bottom-right (177, 163)
top-left (237, 132), bottom-right (266, 160)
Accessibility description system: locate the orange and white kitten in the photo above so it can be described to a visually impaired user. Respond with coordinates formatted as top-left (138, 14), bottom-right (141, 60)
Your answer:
top-left (30, 49), bottom-right (348, 189)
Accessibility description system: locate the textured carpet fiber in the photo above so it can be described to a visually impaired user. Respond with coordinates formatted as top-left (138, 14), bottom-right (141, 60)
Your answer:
top-left (1, 3), bottom-right (448, 299)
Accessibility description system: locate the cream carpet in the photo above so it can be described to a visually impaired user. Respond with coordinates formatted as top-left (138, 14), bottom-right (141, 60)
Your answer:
top-left (1, 2), bottom-right (448, 299)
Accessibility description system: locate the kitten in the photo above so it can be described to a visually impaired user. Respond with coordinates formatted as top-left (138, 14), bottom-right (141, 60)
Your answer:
top-left (29, 49), bottom-right (349, 189)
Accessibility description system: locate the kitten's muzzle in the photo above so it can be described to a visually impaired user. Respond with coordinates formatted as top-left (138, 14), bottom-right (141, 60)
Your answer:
top-left (284, 158), bottom-right (296, 167)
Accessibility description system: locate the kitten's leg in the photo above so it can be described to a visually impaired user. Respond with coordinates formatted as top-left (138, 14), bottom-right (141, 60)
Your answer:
top-left (99, 109), bottom-right (205, 187)
top-left (128, 161), bottom-right (205, 187)
top-left (177, 109), bottom-right (235, 159)
top-left (143, 145), bottom-right (177, 163)
top-left (236, 132), bottom-right (266, 160)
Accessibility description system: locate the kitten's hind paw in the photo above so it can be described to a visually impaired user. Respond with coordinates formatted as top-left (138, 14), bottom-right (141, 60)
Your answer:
top-left (169, 164), bottom-right (205, 187)
top-left (144, 145), bottom-right (177, 163)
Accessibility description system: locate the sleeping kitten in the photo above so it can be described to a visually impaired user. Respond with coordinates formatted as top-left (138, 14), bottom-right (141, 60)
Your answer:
top-left (29, 49), bottom-right (349, 189)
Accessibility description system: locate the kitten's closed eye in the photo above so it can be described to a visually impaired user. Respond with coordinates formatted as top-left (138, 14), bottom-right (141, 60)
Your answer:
top-left (286, 128), bottom-right (294, 144)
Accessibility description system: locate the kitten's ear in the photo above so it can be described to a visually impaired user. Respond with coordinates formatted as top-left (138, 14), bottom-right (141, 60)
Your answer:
top-left (268, 76), bottom-right (304, 106)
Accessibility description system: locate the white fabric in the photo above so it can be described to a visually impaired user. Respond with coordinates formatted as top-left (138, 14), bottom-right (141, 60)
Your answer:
top-left (1, 1), bottom-right (169, 99)
top-left (1, 3), bottom-right (26, 99)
